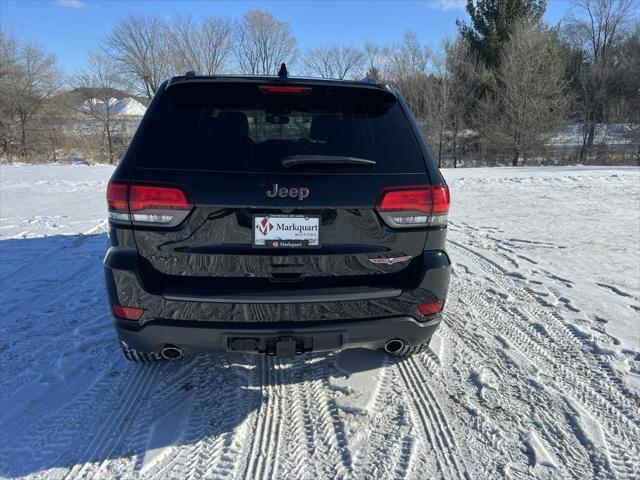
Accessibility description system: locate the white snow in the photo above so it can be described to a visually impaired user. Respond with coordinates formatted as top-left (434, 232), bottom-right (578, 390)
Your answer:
top-left (0, 164), bottom-right (638, 479)
top-left (80, 97), bottom-right (147, 116)
top-left (547, 123), bottom-right (637, 147)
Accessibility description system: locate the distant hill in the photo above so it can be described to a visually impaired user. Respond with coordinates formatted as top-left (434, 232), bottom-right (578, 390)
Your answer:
top-left (48, 88), bottom-right (149, 117)
top-left (78, 96), bottom-right (147, 116)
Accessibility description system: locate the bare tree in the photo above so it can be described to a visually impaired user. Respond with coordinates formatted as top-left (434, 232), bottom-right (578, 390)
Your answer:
top-left (0, 30), bottom-right (18, 156)
top-left (168, 15), bottom-right (234, 75)
top-left (41, 94), bottom-right (67, 162)
top-left (565, 0), bottom-right (633, 161)
top-left (0, 31), bottom-right (60, 158)
top-left (74, 52), bottom-right (123, 164)
top-left (362, 42), bottom-right (384, 80)
top-left (385, 31), bottom-right (431, 120)
top-left (424, 50), bottom-right (450, 167)
top-left (303, 45), bottom-right (364, 79)
top-left (234, 10), bottom-right (297, 75)
top-left (446, 39), bottom-right (480, 168)
top-left (385, 31), bottom-right (430, 81)
top-left (497, 23), bottom-right (567, 166)
top-left (103, 15), bottom-right (171, 99)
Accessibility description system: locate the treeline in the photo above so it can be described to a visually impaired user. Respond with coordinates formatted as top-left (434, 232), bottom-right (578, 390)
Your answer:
top-left (1, 0), bottom-right (638, 166)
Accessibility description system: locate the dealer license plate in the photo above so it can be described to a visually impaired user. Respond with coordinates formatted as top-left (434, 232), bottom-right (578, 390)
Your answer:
top-left (253, 215), bottom-right (321, 248)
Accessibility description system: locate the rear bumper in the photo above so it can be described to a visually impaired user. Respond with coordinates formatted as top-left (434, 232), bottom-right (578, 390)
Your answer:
top-left (115, 315), bottom-right (441, 355)
top-left (105, 246), bottom-right (450, 354)
top-left (104, 248), bottom-right (451, 324)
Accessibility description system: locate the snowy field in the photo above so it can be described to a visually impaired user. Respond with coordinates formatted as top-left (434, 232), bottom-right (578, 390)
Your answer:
top-left (1, 164), bottom-right (639, 479)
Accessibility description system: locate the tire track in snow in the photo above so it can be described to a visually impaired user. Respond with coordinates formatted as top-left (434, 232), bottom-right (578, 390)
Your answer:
top-left (397, 356), bottom-right (469, 480)
top-left (279, 357), bottom-right (319, 480)
top-left (350, 357), bottom-right (415, 480)
top-left (133, 360), bottom-right (205, 478)
top-left (450, 239), bottom-right (640, 437)
top-left (147, 355), bottom-right (247, 480)
top-left (63, 363), bottom-right (163, 480)
top-left (316, 381), bottom-right (353, 477)
top-left (445, 284), bottom-right (598, 478)
top-left (145, 358), bottom-right (213, 480)
top-left (243, 356), bottom-right (283, 480)
top-left (285, 356), bottom-right (353, 479)
top-left (0, 361), bottom-right (119, 475)
top-left (448, 234), bottom-right (639, 478)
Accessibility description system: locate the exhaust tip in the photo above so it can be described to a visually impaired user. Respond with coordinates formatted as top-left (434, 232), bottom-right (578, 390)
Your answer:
top-left (161, 345), bottom-right (182, 360)
top-left (384, 339), bottom-right (405, 354)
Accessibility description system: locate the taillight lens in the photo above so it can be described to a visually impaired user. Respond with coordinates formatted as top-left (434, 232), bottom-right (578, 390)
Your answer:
top-left (376, 184), bottom-right (450, 228)
top-left (107, 181), bottom-right (128, 211)
top-left (259, 85), bottom-right (312, 95)
top-left (106, 181), bottom-right (192, 226)
top-left (418, 300), bottom-right (444, 316)
top-left (112, 304), bottom-right (144, 320)
top-left (106, 181), bottom-right (130, 222)
top-left (129, 185), bottom-right (191, 211)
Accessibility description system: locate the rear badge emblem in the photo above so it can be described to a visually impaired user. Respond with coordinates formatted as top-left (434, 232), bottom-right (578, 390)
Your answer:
top-left (266, 183), bottom-right (310, 201)
top-left (370, 256), bottom-right (412, 265)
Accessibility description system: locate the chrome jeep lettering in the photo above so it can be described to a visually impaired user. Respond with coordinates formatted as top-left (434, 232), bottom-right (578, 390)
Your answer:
top-left (265, 183), bottom-right (310, 201)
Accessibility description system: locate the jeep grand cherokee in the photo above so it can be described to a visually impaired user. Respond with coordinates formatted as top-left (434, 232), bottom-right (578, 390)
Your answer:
top-left (104, 69), bottom-right (451, 361)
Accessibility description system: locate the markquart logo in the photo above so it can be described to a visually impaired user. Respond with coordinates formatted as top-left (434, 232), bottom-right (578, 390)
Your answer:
top-left (276, 224), bottom-right (319, 232)
top-left (256, 218), bottom-right (274, 235)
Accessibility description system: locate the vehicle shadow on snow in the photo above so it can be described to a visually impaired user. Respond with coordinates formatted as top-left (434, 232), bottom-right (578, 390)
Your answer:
top-left (0, 233), bottom-right (388, 478)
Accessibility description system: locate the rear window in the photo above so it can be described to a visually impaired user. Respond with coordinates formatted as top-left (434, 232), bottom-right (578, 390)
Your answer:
top-left (135, 82), bottom-right (426, 174)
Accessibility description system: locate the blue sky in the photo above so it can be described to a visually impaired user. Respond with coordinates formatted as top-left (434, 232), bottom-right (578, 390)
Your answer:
top-left (1, 0), bottom-right (573, 74)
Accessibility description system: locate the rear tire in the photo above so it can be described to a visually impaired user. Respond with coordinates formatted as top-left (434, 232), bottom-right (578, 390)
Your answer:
top-left (119, 341), bottom-right (163, 363)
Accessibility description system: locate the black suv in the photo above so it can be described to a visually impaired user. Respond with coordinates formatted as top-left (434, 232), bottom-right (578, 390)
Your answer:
top-left (104, 71), bottom-right (451, 361)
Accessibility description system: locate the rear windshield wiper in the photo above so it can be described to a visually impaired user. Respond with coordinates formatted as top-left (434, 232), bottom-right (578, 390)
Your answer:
top-left (282, 155), bottom-right (376, 168)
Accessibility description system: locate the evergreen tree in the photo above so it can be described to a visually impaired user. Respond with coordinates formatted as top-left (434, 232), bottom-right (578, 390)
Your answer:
top-left (457, 0), bottom-right (546, 68)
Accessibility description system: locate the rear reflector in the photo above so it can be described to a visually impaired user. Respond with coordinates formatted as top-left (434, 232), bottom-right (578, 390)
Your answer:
top-left (259, 85), bottom-right (312, 95)
top-left (112, 304), bottom-right (144, 320)
top-left (418, 300), bottom-right (444, 316)
top-left (376, 184), bottom-right (450, 228)
top-left (106, 180), bottom-right (192, 225)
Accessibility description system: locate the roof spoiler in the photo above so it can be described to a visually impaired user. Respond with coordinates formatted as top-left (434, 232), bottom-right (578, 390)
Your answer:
top-left (164, 75), bottom-right (397, 102)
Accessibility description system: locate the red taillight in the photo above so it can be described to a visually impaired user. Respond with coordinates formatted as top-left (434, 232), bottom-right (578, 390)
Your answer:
top-left (378, 188), bottom-right (431, 214)
top-left (106, 181), bottom-right (192, 225)
top-left (431, 185), bottom-right (450, 214)
top-left (376, 184), bottom-right (450, 228)
top-left (259, 85), bottom-right (312, 95)
top-left (107, 181), bottom-right (128, 211)
top-left (418, 300), bottom-right (444, 316)
top-left (129, 185), bottom-right (191, 211)
top-left (112, 304), bottom-right (144, 320)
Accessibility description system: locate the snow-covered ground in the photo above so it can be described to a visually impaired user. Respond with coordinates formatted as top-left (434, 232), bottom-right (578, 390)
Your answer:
top-left (1, 164), bottom-right (639, 479)
top-left (547, 123), bottom-right (638, 148)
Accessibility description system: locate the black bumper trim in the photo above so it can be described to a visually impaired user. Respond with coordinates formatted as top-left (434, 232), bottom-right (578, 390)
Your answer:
top-left (115, 315), bottom-right (441, 355)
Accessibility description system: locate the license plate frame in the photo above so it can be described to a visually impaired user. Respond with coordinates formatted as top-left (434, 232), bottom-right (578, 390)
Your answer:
top-left (252, 214), bottom-right (321, 249)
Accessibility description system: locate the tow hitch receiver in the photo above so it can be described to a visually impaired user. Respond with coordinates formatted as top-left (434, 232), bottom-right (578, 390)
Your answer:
top-left (274, 336), bottom-right (296, 357)
top-left (224, 332), bottom-right (343, 355)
